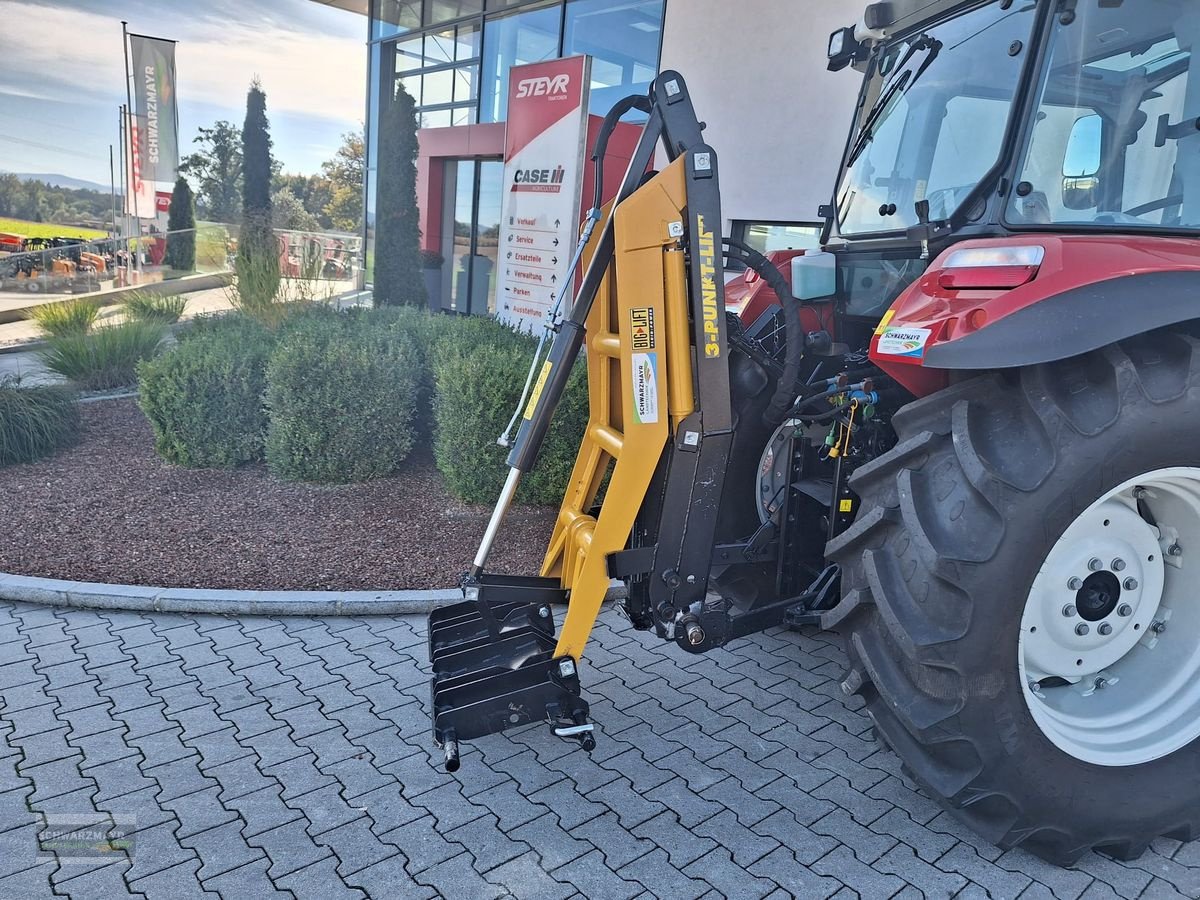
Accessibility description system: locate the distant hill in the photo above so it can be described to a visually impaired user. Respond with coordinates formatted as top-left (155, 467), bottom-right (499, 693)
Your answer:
top-left (6, 173), bottom-right (109, 193)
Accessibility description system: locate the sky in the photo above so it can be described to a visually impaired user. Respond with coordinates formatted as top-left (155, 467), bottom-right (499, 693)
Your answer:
top-left (0, 0), bottom-right (366, 187)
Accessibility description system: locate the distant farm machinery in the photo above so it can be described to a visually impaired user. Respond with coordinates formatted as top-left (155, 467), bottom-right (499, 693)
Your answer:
top-left (0, 235), bottom-right (113, 294)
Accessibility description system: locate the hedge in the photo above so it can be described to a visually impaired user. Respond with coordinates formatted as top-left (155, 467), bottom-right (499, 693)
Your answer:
top-left (135, 305), bottom-right (592, 502)
top-left (430, 321), bottom-right (588, 505)
top-left (265, 313), bottom-right (421, 483)
top-left (137, 315), bottom-right (274, 467)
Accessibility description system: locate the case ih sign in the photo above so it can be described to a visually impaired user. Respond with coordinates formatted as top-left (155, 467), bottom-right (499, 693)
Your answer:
top-left (496, 56), bottom-right (591, 333)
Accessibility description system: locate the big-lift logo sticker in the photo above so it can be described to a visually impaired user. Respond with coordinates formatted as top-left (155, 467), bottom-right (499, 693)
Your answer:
top-left (630, 307), bottom-right (656, 351)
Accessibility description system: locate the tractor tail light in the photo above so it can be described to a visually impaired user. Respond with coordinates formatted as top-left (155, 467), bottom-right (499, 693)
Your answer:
top-left (937, 245), bottom-right (1044, 291)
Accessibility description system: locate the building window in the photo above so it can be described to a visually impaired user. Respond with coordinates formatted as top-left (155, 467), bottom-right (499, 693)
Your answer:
top-left (563, 0), bottom-right (664, 115)
top-left (478, 3), bottom-right (563, 124)
top-left (373, 0), bottom-right (421, 39)
top-left (441, 159), bottom-right (503, 314)
top-left (372, 0), bottom-right (668, 129)
top-left (429, 0), bottom-right (483, 24)
top-left (392, 19), bottom-right (482, 128)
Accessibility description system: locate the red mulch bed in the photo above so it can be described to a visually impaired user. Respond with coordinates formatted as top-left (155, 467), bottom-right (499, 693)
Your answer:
top-left (0, 398), bottom-right (556, 590)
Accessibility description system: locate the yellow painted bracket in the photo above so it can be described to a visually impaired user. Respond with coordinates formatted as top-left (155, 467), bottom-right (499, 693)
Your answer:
top-left (542, 157), bottom-right (695, 660)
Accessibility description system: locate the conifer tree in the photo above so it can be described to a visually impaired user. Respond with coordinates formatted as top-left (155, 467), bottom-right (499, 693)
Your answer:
top-left (164, 176), bottom-right (196, 271)
top-left (373, 82), bottom-right (425, 307)
top-left (237, 78), bottom-right (280, 307)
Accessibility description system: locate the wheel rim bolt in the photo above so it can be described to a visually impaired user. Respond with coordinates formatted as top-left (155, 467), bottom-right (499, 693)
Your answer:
top-left (1152, 620), bottom-right (1167, 635)
top-left (1076, 623), bottom-right (1090, 636)
top-left (1062, 604), bottom-right (1078, 618)
top-left (1111, 558), bottom-right (1126, 572)
top-left (1088, 558), bottom-right (1104, 572)
top-left (1118, 604), bottom-right (1133, 617)
top-left (1169, 543), bottom-right (1183, 557)
top-left (1098, 623), bottom-right (1113, 636)
top-left (1124, 577), bottom-right (1139, 590)
top-left (1067, 577), bottom-right (1083, 591)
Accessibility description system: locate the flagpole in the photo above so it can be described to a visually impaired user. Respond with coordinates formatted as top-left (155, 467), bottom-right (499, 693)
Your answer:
top-left (109, 144), bottom-right (116, 236)
top-left (119, 104), bottom-right (127, 283)
top-left (120, 104), bottom-right (132, 283)
top-left (121, 20), bottom-right (141, 278)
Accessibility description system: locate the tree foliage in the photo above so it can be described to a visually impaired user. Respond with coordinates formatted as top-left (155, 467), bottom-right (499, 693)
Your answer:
top-left (321, 131), bottom-right (364, 232)
top-left (0, 175), bottom-right (114, 227)
top-left (175, 121), bottom-right (362, 235)
top-left (274, 173), bottom-right (332, 226)
top-left (373, 86), bottom-right (424, 307)
top-left (179, 121), bottom-right (242, 224)
top-left (164, 177), bottom-right (196, 271)
top-left (271, 187), bottom-right (320, 232)
top-left (236, 79), bottom-right (280, 307)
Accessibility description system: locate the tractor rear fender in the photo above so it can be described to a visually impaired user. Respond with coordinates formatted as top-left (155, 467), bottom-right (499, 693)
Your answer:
top-left (924, 269), bottom-right (1200, 369)
top-left (869, 235), bottom-right (1200, 397)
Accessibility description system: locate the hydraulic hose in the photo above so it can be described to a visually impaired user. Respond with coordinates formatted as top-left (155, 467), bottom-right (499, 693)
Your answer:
top-left (723, 238), bottom-right (804, 426)
top-left (591, 95), bottom-right (653, 211)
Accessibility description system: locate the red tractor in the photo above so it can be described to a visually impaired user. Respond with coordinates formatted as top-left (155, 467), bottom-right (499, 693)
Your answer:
top-left (429, 0), bottom-right (1200, 866)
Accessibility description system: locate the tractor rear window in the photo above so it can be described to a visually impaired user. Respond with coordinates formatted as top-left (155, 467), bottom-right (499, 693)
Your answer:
top-left (1008, 2), bottom-right (1200, 231)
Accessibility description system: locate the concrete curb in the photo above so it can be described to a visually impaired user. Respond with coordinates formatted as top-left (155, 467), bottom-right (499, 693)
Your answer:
top-left (0, 572), bottom-right (464, 616)
top-left (78, 390), bottom-right (139, 404)
top-left (0, 572), bottom-right (629, 617)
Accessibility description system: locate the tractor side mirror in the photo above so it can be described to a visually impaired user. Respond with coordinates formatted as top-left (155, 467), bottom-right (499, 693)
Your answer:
top-left (1062, 114), bottom-right (1103, 211)
top-left (791, 251), bottom-right (837, 302)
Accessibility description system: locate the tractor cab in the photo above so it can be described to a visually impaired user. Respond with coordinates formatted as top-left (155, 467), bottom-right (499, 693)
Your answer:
top-left (815, 0), bottom-right (1200, 353)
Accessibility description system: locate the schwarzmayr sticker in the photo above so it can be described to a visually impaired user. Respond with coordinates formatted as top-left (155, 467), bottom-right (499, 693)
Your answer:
top-left (631, 352), bottom-right (659, 424)
top-left (877, 326), bottom-right (932, 359)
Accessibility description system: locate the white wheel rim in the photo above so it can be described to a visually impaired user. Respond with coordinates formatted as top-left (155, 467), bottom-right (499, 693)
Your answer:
top-left (1020, 467), bottom-right (1200, 767)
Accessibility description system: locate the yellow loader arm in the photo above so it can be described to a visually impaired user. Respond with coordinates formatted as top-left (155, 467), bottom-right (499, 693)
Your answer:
top-left (427, 71), bottom-right (733, 771)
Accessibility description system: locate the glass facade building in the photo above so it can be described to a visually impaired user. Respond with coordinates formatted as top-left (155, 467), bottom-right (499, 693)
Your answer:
top-left (365, 0), bottom-right (667, 312)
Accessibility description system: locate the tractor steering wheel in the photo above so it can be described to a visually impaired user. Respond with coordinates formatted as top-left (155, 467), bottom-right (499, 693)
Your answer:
top-left (1124, 194), bottom-right (1184, 218)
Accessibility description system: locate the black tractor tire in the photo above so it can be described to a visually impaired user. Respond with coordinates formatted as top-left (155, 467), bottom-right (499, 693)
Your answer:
top-left (825, 332), bottom-right (1200, 865)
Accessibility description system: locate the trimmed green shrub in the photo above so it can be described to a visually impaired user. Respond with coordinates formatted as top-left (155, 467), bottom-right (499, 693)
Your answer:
top-left (177, 310), bottom-right (265, 342)
top-left (431, 320), bottom-right (588, 505)
top-left (26, 298), bottom-right (100, 337)
top-left (361, 304), bottom-right (440, 423)
top-left (265, 314), bottom-right (421, 483)
top-left (125, 292), bottom-right (188, 325)
top-left (137, 315), bottom-right (275, 467)
top-left (39, 320), bottom-right (166, 391)
top-left (0, 377), bottom-right (79, 466)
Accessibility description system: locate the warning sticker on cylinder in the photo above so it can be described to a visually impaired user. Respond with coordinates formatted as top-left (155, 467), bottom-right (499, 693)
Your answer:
top-left (876, 326), bottom-right (932, 359)
top-left (632, 352), bottom-right (659, 424)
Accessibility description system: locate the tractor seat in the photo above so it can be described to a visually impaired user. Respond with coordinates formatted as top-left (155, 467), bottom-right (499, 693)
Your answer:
top-left (1010, 190), bottom-right (1052, 225)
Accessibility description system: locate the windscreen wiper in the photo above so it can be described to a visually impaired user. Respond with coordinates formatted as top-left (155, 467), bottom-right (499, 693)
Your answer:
top-left (846, 34), bottom-right (942, 167)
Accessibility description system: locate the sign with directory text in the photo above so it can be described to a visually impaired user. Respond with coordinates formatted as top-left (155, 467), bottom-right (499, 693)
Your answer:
top-left (496, 56), bottom-right (590, 332)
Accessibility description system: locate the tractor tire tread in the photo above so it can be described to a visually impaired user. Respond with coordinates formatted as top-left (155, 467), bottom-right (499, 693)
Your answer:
top-left (829, 331), bottom-right (1200, 865)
